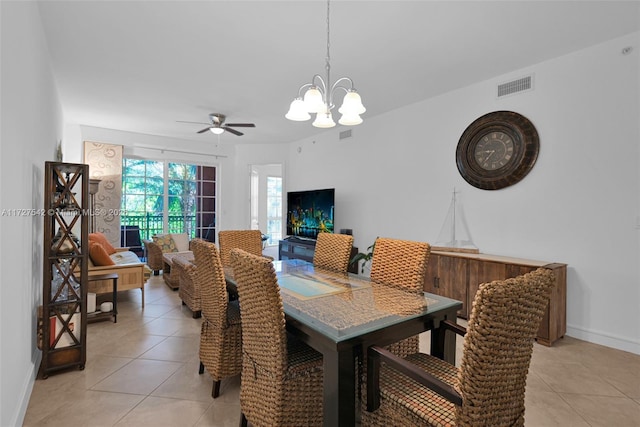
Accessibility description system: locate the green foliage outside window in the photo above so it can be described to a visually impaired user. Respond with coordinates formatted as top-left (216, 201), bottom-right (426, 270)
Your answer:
top-left (122, 159), bottom-right (203, 240)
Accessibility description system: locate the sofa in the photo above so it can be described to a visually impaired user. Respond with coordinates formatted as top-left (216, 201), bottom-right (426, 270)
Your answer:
top-left (87, 233), bottom-right (149, 307)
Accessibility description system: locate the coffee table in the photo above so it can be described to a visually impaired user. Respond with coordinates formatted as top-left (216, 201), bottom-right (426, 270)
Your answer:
top-left (162, 252), bottom-right (194, 290)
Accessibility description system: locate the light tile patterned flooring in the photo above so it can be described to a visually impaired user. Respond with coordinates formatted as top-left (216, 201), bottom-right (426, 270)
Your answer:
top-left (24, 274), bottom-right (640, 426)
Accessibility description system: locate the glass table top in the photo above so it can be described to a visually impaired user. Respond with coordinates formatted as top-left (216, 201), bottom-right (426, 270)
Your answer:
top-left (226, 259), bottom-right (462, 343)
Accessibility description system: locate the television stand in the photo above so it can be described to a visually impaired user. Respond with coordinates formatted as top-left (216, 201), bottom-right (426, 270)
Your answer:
top-left (279, 237), bottom-right (316, 263)
top-left (279, 237), bottom-right (359, 274)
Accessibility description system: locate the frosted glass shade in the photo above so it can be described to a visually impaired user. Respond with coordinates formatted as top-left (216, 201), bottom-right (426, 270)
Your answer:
top-left (286, 98), bottom-right (311, 121)
top-left (338, 113), bottom-right (363, 126)
top-left (210, 127), bottom-right (224, 135)
top-left (338, 90), bottom-right (366, 115)
top-left (303, 87), bottom-right (325, 113)
top-left (312, 111), bottom-right (336, 128)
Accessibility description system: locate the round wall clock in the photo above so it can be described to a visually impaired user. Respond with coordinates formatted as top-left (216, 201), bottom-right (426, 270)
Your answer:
top-left (456, 111), bottom-right (539, 190)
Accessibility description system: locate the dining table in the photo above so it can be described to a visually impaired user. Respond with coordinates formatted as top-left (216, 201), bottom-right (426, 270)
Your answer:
top-left (225, 258), bottom-right (462, 427)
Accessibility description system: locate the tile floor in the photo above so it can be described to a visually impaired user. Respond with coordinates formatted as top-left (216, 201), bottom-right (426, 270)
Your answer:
top-left (24, 274), bottom-right (640, 426)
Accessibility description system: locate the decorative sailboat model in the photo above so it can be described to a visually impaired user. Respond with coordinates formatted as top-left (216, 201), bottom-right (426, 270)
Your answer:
top-left (433, 188), bottom-right (479, 253)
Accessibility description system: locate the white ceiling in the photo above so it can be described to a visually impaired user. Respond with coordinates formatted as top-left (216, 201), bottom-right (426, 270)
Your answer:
top-left (37, 1), bottom-right (639, 146)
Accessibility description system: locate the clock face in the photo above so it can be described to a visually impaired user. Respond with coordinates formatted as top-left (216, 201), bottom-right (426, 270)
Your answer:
top-left (456, 111), bottom-right (539, 190)
top-left (474, 132), bottom-right (515, 171)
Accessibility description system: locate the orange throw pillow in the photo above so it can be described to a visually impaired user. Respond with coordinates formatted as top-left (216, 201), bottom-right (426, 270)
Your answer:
top-left (89, 242), bottom-right (115, 266)
top-left (89, 233), bottom-right (116, 255)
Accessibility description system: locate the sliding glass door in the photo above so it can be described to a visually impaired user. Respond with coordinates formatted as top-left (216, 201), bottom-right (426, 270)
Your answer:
top-left (121, 159), bottom-right (164, 240)
top-left (122, 159), bottom-right (217, 241)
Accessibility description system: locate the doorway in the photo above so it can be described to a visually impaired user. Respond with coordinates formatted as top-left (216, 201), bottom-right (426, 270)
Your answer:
top-left (249, 164), bottom-right (283, 247)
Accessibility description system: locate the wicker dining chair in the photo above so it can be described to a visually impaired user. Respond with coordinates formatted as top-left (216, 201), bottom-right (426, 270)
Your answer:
top-left (364, 268), bottom-right (556, 427)
top-left (192, 239), bottom-right (242, 398)
top-left (218, 230), bottom-right (266, 267)
top-left (230, 248), bottom-right (324, 427)
top-left (369, 237), bottom-right (431, 358)
top-left (312, 232), bottom-right (354, 273)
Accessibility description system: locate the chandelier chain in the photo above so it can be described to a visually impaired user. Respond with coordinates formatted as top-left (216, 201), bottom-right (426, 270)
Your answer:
top-left (325, 0), bottom-right (331, 105)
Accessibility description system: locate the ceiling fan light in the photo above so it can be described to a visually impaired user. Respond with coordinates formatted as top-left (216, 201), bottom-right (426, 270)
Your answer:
top-left (285, 98), bottom-right (311, 121)
top-left (338, 90), bottom-right (366, 115)
top-left (210, 127), bottom-right (224, 135)
top-left (338, 113), bottom-right (362, 126)
top-left (312, 111), bottom-right (336, 128)
top-left (303, 87), bottom-right (325, 113)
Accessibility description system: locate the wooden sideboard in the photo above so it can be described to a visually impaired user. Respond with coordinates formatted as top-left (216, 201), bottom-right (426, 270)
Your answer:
top-left (423, 250), bottom-right (566, 346)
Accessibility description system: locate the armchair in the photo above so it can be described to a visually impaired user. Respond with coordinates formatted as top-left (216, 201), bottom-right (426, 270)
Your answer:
top-left (143, 239), bottom-right (163, 275)
top-left (174, 255), bottom-right (200, 318)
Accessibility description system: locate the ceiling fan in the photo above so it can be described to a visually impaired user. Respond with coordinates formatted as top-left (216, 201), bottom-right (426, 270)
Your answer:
top-left (177, 113), bottom-right (255, 136)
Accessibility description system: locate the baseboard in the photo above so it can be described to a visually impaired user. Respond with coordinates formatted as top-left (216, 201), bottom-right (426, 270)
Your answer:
top-left (566, 325), bottom-right (640, 355)
top-left (12, 350), bottom-right (41, 426)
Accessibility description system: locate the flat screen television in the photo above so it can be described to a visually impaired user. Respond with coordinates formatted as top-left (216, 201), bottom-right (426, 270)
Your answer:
top-left (286, 188), bottom-right (335, 239)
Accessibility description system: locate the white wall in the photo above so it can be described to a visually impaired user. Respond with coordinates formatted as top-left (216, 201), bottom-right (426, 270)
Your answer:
top-left (267, 32), bottom-right (640, 354)
top-left (0, 2), bottom-right (64, 425)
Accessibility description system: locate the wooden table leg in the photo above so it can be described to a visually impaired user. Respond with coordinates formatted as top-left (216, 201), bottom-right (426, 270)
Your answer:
top-left (430, 311), bottom-right (458, 365)
top-left (323, 347), bottom-right (356, 427)
top-left (112, 276), bottom-right (118, 323)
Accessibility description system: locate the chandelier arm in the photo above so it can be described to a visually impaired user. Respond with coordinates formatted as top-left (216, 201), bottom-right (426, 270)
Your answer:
top-left (327, 77), bottom-right (354, 109)
top-left (296, 82), bottom-right (314, 98)
top-left (311, 74), bottom-right (328, 94)
top-left (330, 77), bottom-right (355, 93)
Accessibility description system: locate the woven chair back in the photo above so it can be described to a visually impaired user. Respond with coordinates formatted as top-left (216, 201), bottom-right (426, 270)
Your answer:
top-left (192, 238), bottom-right (229, 326)
top-left (218, 230), bottom-right (264, 267)
top-left (230, 248), bottom-right (288, 380)
top-left (370, 237), bottom-right (431, 293)
top-left (369, 237), bottom-right (431, 357)
top-left (456, 268), bottom-right (555, 426)
top-left (313, 233), bottom-right (354, 273)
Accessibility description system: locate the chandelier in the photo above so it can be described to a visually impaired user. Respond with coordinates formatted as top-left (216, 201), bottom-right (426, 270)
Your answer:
top-left (285, 0), bottom-right (366, 128)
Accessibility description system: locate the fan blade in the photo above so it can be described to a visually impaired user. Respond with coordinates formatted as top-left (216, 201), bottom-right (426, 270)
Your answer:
top-left (197, 127), bottom-right (212, 134)
top-left (226, 123), bottom-right (256, 128)
top-left (177, 120), bottom-right (211, 125)
top-left (223, 126), bottom-right (243, 136)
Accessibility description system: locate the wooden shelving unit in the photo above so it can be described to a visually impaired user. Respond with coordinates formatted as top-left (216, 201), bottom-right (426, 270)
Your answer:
top-left (39, 162), bottom-right (89, 378)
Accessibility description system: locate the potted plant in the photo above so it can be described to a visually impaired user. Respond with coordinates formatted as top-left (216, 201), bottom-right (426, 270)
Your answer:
top-left (349, 240), bottom-right (376, 274)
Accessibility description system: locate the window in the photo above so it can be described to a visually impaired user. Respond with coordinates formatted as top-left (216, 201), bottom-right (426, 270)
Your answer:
top-left (167, 163), bottom-right (196, 236)
top-left (195, 166), bottom-right (217, 242)
top-left (121, 159), bottom-right (216, 241)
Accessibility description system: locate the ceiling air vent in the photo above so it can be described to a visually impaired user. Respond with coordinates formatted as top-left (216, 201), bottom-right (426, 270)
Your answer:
top-left (339, 129), bottom-right (352, 140)
top-left (497, 75), bottom-right (533, 98)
